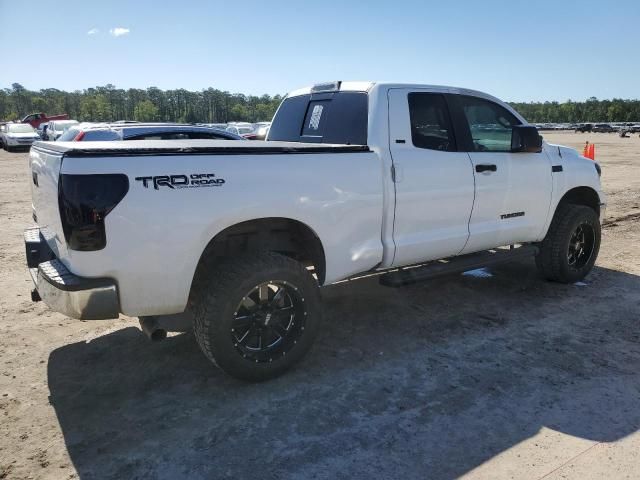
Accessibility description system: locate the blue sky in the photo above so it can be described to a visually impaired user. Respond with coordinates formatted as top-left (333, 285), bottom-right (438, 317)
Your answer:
top-left (1, 0), bottom-right (638, 101)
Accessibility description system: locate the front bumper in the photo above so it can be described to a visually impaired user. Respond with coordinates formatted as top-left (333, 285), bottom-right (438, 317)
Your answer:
top-left (24, 227), bottom-right (120, 320)
top-left (6, 138), bottom-right (36, 146)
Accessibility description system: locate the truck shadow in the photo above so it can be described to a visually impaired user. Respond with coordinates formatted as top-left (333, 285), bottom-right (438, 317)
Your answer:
top-left (47, 261), bottom-right (640, 479)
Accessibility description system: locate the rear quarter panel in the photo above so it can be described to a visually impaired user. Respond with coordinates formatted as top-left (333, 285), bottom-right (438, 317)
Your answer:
top-left (60, 150), bottom-right (383, 316)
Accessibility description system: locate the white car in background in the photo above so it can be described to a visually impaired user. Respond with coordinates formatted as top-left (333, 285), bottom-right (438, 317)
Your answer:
top-left (253, 122), bottom-right (271, 140)
top-left (0, 123), bottom-right (40, 151)
top-left (45, 120), bottom-right (79, 140)
top-left (226, 122), bottom-right (256, 138)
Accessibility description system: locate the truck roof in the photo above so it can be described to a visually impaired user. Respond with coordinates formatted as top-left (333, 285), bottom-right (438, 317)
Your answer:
top-left (33, 140), bottom-right (370, 156)
top-left (287, 81), bottom-right (506, 104)
top-left (285, 81), bottom-right (525, 125)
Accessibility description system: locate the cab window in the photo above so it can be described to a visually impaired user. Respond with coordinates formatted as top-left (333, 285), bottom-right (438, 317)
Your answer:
top-left (459, 96), bottom-right (520, 152)
top-left (407, 93), bottom-right (456, 151)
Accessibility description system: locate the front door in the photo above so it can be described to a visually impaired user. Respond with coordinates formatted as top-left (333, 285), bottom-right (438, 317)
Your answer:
top-left (388, 89), bottom-right (475, 267)
top-left (452, 95), bottom-right (553, 253)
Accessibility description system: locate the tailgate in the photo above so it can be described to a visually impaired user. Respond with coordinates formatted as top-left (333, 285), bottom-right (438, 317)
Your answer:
top-left (30, 145), bottom-right (68, 262)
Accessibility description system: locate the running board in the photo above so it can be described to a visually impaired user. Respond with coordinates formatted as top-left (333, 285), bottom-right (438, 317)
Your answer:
top-left (379, 245), bottom-right (539, 288)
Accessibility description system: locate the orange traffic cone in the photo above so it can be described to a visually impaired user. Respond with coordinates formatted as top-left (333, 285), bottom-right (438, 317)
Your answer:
top-left (583, 142), bottom-right (589, 157)
top-left (588, 143), bottom-right (595, 160)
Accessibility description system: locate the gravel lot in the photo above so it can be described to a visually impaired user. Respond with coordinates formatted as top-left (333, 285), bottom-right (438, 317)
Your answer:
top-left (0, 132), bottom-right (639, 479)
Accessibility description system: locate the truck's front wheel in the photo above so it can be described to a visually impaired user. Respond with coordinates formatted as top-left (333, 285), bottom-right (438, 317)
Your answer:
top-left (191, 252), bottom-right (322, 381)
top-left (536, 203), bottom-right (601, 283)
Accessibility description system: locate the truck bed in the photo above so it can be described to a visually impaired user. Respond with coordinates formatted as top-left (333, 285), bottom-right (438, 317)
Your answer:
top-left (34, 139), bottom-right (370, 156)
top-left (29, 139), bottom-right (383, 317)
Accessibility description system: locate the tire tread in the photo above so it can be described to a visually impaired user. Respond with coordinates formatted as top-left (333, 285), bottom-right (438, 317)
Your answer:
top-left (190, 251), bottom-right (320, 380)
top-left (536, 203), bottom-right (600, 283)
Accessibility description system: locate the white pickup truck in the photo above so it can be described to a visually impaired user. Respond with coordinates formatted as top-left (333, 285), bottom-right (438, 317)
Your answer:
top-left (25, 81), bottom-right (605, 381)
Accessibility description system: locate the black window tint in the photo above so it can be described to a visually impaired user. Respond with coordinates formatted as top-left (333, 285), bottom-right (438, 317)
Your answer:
top-left (408, 93), bottom-right (456, 151)
top-left (186, 132), bottom-right (231, 140)
top-left (163, 133), bottom-right (190, 140)
top-left (267, 95), bottom-right (310, 142)
top-left (129, 135), bottom-right (162, 140)
top-left (127, 132), bottom-right (189, 140)
top-left (268, 92), bottom-right (368, 145)
top-left (459, 96), bottom-right (520, 152)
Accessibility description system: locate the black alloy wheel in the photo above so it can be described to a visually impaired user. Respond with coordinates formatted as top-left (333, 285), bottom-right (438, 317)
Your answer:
top-left (567, 222), bottom-right (596, 271)
top-left (231, 280), bottom-right (307, 363)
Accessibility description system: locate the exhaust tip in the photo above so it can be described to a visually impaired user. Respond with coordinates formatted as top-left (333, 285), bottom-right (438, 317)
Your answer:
top-left (150, 328), bottom-right (167, 342)
top-left (139, 317), bottom-right (167, 342)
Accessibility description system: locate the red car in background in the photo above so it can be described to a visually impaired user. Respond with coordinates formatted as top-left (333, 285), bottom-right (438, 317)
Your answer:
top-left (21, 112), bottom-right (69, 129)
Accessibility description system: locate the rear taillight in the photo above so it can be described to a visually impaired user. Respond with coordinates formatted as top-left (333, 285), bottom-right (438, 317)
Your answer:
top-left (73, 131), bottom-right (85, 141)
top-left (58, 174), bottom-right (129, 251)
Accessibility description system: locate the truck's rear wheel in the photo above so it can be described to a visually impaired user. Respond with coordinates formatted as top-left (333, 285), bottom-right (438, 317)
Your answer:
top-left (536, 203), bottom-right (601, 283)
top-left (191, 251), bottom-right (321, 381)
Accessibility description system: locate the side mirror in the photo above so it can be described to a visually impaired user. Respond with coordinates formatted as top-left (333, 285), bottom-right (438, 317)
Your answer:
top-left (511, 125), bottom-right (543, 153)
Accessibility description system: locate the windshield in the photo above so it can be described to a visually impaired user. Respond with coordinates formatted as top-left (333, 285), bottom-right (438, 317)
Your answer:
top-left (8, 124), bottom-right (36, 134)
top-left (53, 121), bottom-right (79, 131)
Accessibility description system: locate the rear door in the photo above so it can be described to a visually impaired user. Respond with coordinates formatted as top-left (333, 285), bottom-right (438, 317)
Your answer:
top-left (388, 89), bottom-right (475, 267)
top-left (450, 95), bottom-right (552, 253)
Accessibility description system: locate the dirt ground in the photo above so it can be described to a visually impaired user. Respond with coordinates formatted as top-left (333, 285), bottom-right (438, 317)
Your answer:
top-left (0, 131), bottom-right (639, 480)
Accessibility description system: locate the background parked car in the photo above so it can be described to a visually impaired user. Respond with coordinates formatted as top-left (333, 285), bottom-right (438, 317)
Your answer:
top-left (198, 123), bottom-right (228, 130)
top-left (253, 122), bottom-right (271, 140)
top-left (21, 112), bottom-right (69, 129)
top-left (36, 122), bottom-right (49, 139)
top-left (0, 123), bottom-right (40, 151)
top-left (226, 122), bottom-right (257, 139)
top-left (575, 123), bottom-right (593, 133)
top-left (57, 123), bottom-right (245, 142)
top-left (45, 120), bottom-right (80, 140)
top-left (593, 123), bottom-right (615, 133)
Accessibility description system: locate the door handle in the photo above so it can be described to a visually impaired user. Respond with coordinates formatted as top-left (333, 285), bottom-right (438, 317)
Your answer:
top-left (476, 164), bottom-right (497, 173)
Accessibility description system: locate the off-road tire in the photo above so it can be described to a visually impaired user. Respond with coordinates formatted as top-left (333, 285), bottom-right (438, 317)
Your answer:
top-left (536, 203), bottom-right (601, 283)
top-left (190, 251), bottom-right (322, 381)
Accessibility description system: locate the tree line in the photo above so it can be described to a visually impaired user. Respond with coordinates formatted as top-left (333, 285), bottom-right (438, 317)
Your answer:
top-left (1, 83), bottom-right (639, 124)
top-left (0, 83), bottom-right (283, 123)
top-left (509, 97), bottom-right (640, 123)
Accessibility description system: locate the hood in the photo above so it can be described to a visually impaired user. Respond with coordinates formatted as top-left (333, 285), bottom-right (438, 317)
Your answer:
top-left (544, 142), bottom-right (588, 161)
top-left (7, 132), bottom-right (40, 138)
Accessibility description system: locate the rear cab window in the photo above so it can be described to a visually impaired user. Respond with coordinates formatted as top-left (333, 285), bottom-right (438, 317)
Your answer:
top-left (408, 93), bottom-right (456, 151)
top-left (268, 91), bottom-right (368, 145)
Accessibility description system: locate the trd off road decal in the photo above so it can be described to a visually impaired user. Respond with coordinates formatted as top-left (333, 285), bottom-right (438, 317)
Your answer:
top-left (135, 173), bottom-right (225, 190)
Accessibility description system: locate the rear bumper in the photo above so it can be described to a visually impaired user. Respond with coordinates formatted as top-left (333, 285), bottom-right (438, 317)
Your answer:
top-left (24, 227), bottom-right (120, 320)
